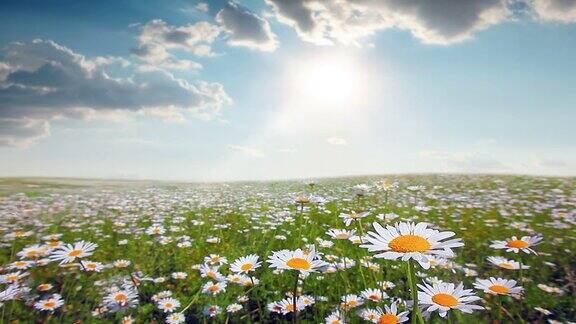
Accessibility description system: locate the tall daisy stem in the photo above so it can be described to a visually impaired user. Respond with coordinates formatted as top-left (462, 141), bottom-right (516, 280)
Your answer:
top-left (292, 272), bottom-right (299, 324)
top-left (406, 260), bottom-right (425, 324)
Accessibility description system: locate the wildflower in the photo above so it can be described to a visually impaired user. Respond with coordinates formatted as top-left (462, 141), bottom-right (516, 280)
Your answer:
top-left (202, 281), bottom-right (227, 295)
top-left (474, 278), bottom-right (523, 296)
top-left (166, 313), bottom-right (185, 324)
top-left (171, 272), bottom-right (187, 280)
top-left (199, 264), bottom-right (225, 281)
top-left (374, 301), bottom-right (410, 323)
top-left (204, 254), bottom-right (228, 266)
top-left (113, 259), bottom-right (131, 268)
top-left (361, 222), bottom-right (463, 269)
top-left (152, 291), bottom-right (172, 302)
top-left (487, 256), bottom-right (529, 270)
top-left (17, 244), bottom-right (48, 259)
top-left (0, 271), bottom-right (28, 284)
top-left (326, 229), bottom-right (356, 240)
top-left (361, 288), bottom-right (387, 302)
top-left (277, 297), bottom-right (306, 314)
top-left (226, 303), bottom-right (243, 313)
top-left (49, 241), bottom-right (97, 264)
top-left (37, 283), bottom-right (53, 292)
top-left (103, 289), bottom-right (139, 308)
top-left (418, 282), bottom-right (483, 318)
top-left (490, 235), bottom-right (543, 254)
top-left (203, 305), bottom-right (222, 317)
top-left (340, 294), bottom-right (363, 310)
top-left (339, 211), bottom-right (369, 226)
top-left (9, 260), bottom-right (35, 270)
top-left (80, 260), bottom-right (104, 272)
top-left (230, 254), bottom-right (261, 274)
top-left (158, 297), bottom-right (181, 313)
top-left (34, 294), bottom-right (64, 311)
top-left (325, 310), bottom-right (345, 324)
top-left (268, 247), bottom-right (327, 274)
top-left (0, 285), bottom-right (21, 302)
top-left (146, 224), bottom-right (166, 235)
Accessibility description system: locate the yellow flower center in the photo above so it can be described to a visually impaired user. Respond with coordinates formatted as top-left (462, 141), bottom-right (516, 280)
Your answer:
top-left (7, 275), bottom-right (18, 281)
top-left (240, 263), bottom-right (253, 271)
top-left (506, 240), bottom-right (529, 248)
top-left (68, 249), bottom-right (82, 257)
top-left (48, 241), bottom-right (60, 247)
top-left (164, 303), bottom-right (173, 308)
top-left (285, 304), bottom-right (295, 312)
top-left (14, 261), bottom-right (27, 267)
top-left (489, 284), bottom-right (510, 294)
top-left (114, 293), bottom-right (127, 302)
top-left (379, 314), bottom-right (399, 324)
top-left (389, 235), bottom-right (431, 253)
top-left (286, 258), bottom-right (311, 270)
top-left (498, 262), bottom-right (515, 269)
top-left (208, 285), bottom-right (219, 292)
top-left (432, 293), bottom-right (458, 307)
top-left (15, 231), bottom-right (25, 237)
top-left (368, 294), bottom-right (380, 301)
top-left (335, 233), bottom-right (349, 239)
top-left (43, 301), bottom-right (56, 308)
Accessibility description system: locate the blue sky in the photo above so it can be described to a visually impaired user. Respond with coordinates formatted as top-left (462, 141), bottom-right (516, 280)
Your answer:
top-left (0, 0), bottom-right (575, 180)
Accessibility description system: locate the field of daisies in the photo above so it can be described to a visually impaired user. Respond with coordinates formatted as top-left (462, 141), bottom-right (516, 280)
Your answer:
top-left (0, 175), bottom-right (574, 323)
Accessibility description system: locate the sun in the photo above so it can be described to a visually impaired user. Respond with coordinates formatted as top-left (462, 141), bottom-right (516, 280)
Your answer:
top-left (290, 54), bottom-right (363, 106)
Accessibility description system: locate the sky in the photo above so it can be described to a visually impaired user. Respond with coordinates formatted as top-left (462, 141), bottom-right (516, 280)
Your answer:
top-left (0, 0), bottom-right (575, 181)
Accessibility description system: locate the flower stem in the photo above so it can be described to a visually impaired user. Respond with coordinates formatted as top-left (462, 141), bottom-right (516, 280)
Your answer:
top-left (292, 272), bottom-right (299, 324)
top-left (406, 260), bottom-right (425, 324)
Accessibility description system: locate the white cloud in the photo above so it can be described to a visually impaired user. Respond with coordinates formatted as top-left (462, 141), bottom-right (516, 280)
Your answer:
top-left (533, 0), bottom-right (576, 22)
top-left (196, 2), bottom-right (210, 13)
top-left (265, 0), bottom-right (512, 45)
top-left (326, 137), bottom-right (348, 146)
top-left (216, 1), bottom-right (279, 51)
top-left (227, 144), bottom-right (265, 157)
top-left (0, 39), bottom-right (232, 146)
top-left (131, 19), bottom-right (221, 69)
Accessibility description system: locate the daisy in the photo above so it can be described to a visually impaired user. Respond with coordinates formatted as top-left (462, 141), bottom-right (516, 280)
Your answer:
top-left (0, 285), bottom-right (21, 302)
top-left (230, 254), bottom-right (261, 274)
top-left (203, 305), bottom-right (222, 317)
top-left (474, 277), bottom-right (523, 296)
top-left (202, 281), bottom-right (227, 295)
top-left (0, 271), bottom-right (28, 284)
top-left (361, 288), bottom-right (387, 302)
top-left (158, 297), bottom-right (181, 313)
top-left (146, 224), bottom-right (166, 235)
top-left (34, 294), bottom-right (64, 312)
top-left (360, 222), bottom-right (463, 269)
top-left (103, 289), bottom-right (139, 308)
top-left (113, 259), bottom-right (131, 268)
top-left (339, 294), bottom-right (363, 310)
top-left (325, 310), bottom-right (345, 324)
top-left (171, 272), bottom-right (188, 280)
top-left (166, 313), bottom-right (185, 324)
top-left (17, 244), bottom-right (48, 259)
top-left (204, 254), bottom-right (228, 266)
top-left (418, 282), bottom-right (484, 318)
top-left (277, 297), bottom-right (306, 314)
top-left (37, 283), bottom-right (53, 292)
top-left (326, 229), bottom-right (357, 240)
top-left (374, 301), bottom-right (410, 324)
top-left (199, 264), bottom-right (225, 281)
top-left (80, 260), bottom-right (104, 272)
top-left (339, 211), bottom-right (370, 226)
top-left (490, 235), bottom-right (543, 254)
top-left (152, 290), bottom-right (172, 302)
top-left (226, 303), bottom-right (243, 313)
top-left (9, 260), bottom-right (35, 270)
top-left (49, 241), bottom-right (97, 264)
top-left (359, 308), bottom-right (380, 322)
top-left (487, 256), bottom-right (529, 270)
top-left (268, 247), bottom-right (327, 274)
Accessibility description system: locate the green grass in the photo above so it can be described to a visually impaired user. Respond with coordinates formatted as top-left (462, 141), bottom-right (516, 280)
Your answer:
top-left (0, 175), bottom-right (574, 323)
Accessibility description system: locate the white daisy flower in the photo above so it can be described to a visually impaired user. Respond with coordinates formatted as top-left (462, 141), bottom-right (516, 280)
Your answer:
top-left (267, 247), bottom-right (327, 274)
top-left (361, 288), bottom-right (388, 302)
top-left (326, 229), bottom-right (357, 240)
top-left (158, 297), bottom-right (181, 313)
top-left (339, 211), bottom-right (370, 226)
top-left (80, 260), bottom-right (104, 272)
top-left (230, 254), bottom-right (261, 274)
top-left (375, 301), bottom-right (410, 323)
top-left (202, 281), bottom-right (227, 295)
top-left (361, 222), bottom-right (464, 269)
top-left (325, 310), bottom-right (345, 324)
top-left (418, 281), bottom-right (484, 318)
top-left (49, 241), bottom-right (97, 265)
top-left (226, 303), bottom-right (243, 313)
top-left (487, 256), bottom-right (529, 270)
top-left (490, 235), bottom-right (543, 254)
top-left (166, 313), bottom-right (185, 324)
top-left (473, 277), bottom-right (523, 296)
top-left (340, 294), bottom-right (363, 310)
top-left (34, 294), bottom-right (64, 311)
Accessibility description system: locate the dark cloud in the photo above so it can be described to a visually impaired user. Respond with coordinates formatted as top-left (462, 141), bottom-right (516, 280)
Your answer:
top-left (216, 1), bottom-right (278, 51)
top-left (0, 39), bottom-right (231, 146)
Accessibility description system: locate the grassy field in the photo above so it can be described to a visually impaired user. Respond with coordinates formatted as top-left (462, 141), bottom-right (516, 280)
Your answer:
top-left (0, 175), bottom-right (574, 323)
